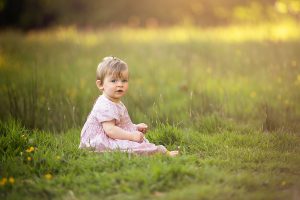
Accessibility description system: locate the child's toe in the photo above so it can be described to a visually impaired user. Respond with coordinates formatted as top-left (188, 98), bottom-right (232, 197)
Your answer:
top-left (167, 150), bottom-right (179, 157)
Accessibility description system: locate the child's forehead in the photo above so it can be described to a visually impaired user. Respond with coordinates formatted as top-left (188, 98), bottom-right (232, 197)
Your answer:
top-left (107, 70), bottom-right (128, 78)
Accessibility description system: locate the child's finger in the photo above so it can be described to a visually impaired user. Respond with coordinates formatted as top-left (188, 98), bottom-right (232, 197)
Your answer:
top-left (141, 123), bottom-right (148, 128)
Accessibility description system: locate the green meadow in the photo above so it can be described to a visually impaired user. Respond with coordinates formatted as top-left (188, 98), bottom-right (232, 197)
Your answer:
top-left (1, 22), bottom-right (300, 199)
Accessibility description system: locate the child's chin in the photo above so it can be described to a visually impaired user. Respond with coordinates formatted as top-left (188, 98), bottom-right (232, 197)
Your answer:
top-left (114, 94), bottom-right (124, 99)
top-left (117, 92), bottom-right (126, 96)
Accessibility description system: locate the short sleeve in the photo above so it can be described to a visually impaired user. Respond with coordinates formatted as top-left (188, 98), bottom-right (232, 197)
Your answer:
top-left (94, 105), bottom-right (120, 124)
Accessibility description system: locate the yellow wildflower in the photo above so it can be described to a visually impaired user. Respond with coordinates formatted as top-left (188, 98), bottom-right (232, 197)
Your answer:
top-left (56, 156), bottom-right (61, 160)
top-left (9, 177), bottom-right (15, 184)
top-left (27, 156), bottom-right (32, 161)
top-left (44, 173), bottom-right (53, 180)
top-left (26, 146), bottom-right (35, 153)
top-left (0, 177), bottom-right (7, 186)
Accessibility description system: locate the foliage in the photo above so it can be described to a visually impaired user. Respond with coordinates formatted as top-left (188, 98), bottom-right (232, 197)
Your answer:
top-left (0, 0), bottom-right (300, 29)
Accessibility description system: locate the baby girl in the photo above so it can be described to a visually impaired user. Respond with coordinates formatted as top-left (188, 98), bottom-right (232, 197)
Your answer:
top-left (79, 56), bottom-right (178, 156)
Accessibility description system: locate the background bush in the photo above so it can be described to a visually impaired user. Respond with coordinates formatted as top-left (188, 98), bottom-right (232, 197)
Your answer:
top-left (0, 0), bottom-right (300, 29)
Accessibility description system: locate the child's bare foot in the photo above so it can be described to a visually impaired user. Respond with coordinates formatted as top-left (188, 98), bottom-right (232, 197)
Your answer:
top-left (167, 150), bottom-right (179, 157)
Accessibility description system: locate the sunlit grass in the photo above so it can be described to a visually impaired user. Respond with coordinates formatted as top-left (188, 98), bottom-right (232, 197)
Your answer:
top-left (23, 20), bottom-right (300, 44)
top-left (0, 22), bottom-right (300, 132)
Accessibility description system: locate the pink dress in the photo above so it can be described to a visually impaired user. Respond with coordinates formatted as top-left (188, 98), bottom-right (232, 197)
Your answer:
top-left (79, 95), bottom-right (167, 155)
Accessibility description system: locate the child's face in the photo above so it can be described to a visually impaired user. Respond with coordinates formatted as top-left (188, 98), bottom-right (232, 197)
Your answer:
top-left (100, 70), bottom-right (129, 102)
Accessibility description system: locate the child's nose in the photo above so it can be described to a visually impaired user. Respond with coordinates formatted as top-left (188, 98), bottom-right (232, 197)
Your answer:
top-left (116, 81), bottom-right (123, 86)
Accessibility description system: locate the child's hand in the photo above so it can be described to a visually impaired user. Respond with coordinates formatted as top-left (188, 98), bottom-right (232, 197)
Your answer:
top-left (131, 131), bottom-right (144, 143)
top-left (136, 123), bottom-right (148, 134)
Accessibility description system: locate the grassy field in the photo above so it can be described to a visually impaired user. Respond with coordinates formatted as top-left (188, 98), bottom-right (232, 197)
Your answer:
top-left (1, 120), bottom-right (300, 199)
top-left (1, 22), bottom-right (300, 132)
top-left (1, 22), bottom-right (300, 199)
top-left (0, 119), bottom-right (300, 199)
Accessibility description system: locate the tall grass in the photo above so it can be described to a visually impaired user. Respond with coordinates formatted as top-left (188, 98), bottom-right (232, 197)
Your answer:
top-left (0, 23), bottom-right (300, 133)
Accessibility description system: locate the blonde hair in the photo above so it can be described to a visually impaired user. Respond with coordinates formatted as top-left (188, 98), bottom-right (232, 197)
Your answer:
top-left (96, 56), bottom-right (128, 82)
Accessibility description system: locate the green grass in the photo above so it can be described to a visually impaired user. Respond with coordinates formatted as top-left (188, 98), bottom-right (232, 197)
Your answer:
top-left (1, 120), bottom-right (299, 199)
top-left (1, 23), bottom-right (300, 199)
top-left (0, 23), bottom-right (300, 132)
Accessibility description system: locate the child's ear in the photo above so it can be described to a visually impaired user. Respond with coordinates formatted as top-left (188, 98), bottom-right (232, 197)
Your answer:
top-left (96, 80), bottom-right (104, 91)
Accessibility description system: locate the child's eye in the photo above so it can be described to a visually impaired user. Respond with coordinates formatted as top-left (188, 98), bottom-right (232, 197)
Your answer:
top-left (122, 79), bottom-right (128, 83)
top-left (111, 80), bottom-right (116, 83)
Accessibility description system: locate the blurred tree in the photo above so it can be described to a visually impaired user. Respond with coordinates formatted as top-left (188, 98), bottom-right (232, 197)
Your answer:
top-left (0, 0), bottom-right (24, 27)
top-left (0, 0), bottom-right (299, 30)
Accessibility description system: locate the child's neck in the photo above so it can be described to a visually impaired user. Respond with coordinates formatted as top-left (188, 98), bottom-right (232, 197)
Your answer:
top-left (103, 93), bottom-right (121, 103)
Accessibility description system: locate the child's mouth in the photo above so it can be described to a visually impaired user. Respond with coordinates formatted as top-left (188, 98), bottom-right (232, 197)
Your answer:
top-left (116, 90), bottom-right (123, 93)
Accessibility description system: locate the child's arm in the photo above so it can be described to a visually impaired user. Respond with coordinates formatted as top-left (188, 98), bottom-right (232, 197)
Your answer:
top-left (102, 120), bottom-right (144, 143)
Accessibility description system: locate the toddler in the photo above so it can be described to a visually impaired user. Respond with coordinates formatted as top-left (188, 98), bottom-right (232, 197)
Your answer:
top-left (79, 56), bottom-right (178, 156)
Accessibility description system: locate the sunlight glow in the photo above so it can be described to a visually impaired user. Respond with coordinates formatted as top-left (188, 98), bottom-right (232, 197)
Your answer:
top-left (26, 26), bottom-right (104, 47)
top-left (24, 21), bottom-right (300, 45)
top-left (119, 21), bottom-right (300, 43)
